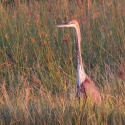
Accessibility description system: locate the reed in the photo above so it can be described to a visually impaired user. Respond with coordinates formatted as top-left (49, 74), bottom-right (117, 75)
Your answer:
top-left (0, 0), bottom-right (125, 124)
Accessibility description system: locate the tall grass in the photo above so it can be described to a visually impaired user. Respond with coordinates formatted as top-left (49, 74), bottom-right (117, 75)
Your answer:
top-left (0, 0), bottom-right (125, 124)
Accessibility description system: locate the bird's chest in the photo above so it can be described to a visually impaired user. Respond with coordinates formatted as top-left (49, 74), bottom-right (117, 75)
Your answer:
top-left (77, 65), bottom-right (86, 86)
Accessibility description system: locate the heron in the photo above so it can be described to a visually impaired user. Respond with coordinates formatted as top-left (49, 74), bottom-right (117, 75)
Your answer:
top-left (57, 20), bottom-right (101, 104)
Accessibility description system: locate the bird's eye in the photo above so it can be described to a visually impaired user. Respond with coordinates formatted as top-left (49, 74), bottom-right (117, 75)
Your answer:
top-left (69, 21), bottom-right (73, 24)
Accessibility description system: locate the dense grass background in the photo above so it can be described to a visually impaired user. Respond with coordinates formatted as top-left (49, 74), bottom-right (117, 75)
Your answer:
top-left (0, 0), bottom-right (125, 124)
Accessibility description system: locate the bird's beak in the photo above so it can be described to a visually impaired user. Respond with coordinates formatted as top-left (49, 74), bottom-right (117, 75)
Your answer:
top-left (57, 22), bottom-right (70, 27)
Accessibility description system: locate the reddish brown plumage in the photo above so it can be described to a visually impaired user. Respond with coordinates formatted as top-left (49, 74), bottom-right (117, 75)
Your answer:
top-left (80, 76), bottom-right (101, 104)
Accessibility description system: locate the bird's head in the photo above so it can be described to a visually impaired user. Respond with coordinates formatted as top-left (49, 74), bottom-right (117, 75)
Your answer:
top-left (57, 20), bottom-right (81, 43)
top-left (57, 20), bottom-right (79, 29)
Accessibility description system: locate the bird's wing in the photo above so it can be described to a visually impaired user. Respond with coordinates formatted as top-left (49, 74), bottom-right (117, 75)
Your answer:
top-left (83, 76), bottom-right (101, 103)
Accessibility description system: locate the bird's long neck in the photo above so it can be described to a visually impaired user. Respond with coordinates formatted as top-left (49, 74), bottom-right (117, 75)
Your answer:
top-left (76, 36), bottom-right (82, 66)
top-left (75, 25), bottom-right (86, 84)
top-left (75, 25), bottom-right (83, 68)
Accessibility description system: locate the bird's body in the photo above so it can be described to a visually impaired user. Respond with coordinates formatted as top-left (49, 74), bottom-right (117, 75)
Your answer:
top-left (57, 20), bottom-right (101, 104)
